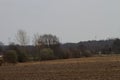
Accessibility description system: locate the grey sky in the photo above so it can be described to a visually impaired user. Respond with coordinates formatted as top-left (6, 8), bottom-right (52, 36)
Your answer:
top-left (0, 0), bottom-right (120, 44)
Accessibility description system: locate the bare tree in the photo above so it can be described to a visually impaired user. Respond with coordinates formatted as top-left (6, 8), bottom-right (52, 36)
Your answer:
top-left (33, 34), bottom-right (59, 47)
top-left (16, 30), bottom-right (29, 46)
top-left (39, 34), bottom-right (59, 47)
top-left (33, 33), bottom-right (40, 46)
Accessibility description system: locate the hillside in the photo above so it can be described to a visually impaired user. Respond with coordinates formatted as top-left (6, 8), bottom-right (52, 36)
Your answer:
top-left (62, 39), bottom-right (114, 53)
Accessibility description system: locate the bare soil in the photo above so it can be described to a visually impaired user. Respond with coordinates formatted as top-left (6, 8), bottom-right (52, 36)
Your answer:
top-left (0, 56), bottom-right (120, 80)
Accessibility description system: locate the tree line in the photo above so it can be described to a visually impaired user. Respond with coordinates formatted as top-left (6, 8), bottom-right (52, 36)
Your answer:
top-left (0, 29), bottom-right (120, 65)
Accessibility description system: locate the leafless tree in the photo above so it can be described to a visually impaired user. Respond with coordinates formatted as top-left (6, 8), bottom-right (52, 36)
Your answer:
top-left (32, 33), bottom-right (41, 46)
top-left (16, 30), bottom-right (29, 46)
top-left (33, 34), bottom-right (59, 47)
top-left (40, 34), bottom-right (59, 46)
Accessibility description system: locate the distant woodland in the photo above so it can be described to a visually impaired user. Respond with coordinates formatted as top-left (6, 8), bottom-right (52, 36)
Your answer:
top-left (0, 30), bottom-right (120, 65)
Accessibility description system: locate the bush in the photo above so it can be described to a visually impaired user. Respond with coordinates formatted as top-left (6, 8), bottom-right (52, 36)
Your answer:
top-left (3, 50), bottom-right (18, 64)
top-left (81, 50), bottom-right (92, 57)
top-left (0, 57), bottom-right (3, 66)
top-left (40, 48), bottom-right (55, 60)
top-left (7, 44), bottom-right (30, 62)
top-left (17, 52), bottom-right (28, 62)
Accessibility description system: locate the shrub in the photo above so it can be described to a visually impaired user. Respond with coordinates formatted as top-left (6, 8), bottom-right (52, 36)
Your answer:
top-left (59, 50), bottom-right (69, 59)
top-left (17, 52), bottom-right (28, 62)
top-left (0, 56), bottom-right (3, 66)
top-left (81, 50), bottom-right (92, 57)
top-left (7, 44), bottom-right (28, 62)
top-left (3, 50), bottom-right (18, 64)
top-left (40, 48), bottom-right (55, 60)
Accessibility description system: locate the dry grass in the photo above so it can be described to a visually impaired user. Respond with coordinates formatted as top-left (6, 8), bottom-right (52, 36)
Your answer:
top-left (0, 56), bottom-right (120, 80)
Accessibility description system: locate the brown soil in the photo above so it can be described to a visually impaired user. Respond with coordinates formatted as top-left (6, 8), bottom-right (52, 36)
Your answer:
top-left (0, 56), bottom-right (120, 80)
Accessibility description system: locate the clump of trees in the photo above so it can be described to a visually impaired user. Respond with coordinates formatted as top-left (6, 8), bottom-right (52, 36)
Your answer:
top-left (0, 29), bottom-right (120, 65)
top-left (7, 44), bottom-right (29, 62)
top-left (0, 29), bottom-right (93, 65)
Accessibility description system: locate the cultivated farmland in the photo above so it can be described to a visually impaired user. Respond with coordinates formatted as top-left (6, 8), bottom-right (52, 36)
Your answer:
top-left (0, 56), bottom-right (120, 80)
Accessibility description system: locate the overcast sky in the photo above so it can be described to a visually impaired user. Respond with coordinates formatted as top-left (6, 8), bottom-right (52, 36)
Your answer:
top-left (0, 0), bottom-right (120, 44)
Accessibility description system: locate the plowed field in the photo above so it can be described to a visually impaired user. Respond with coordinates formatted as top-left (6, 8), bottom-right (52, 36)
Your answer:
top-left (0, 56), bottom-right (120, 80)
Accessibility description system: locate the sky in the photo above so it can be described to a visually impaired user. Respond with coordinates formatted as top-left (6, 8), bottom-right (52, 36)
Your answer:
top-left (0, 0), bottom-right (120, 44)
